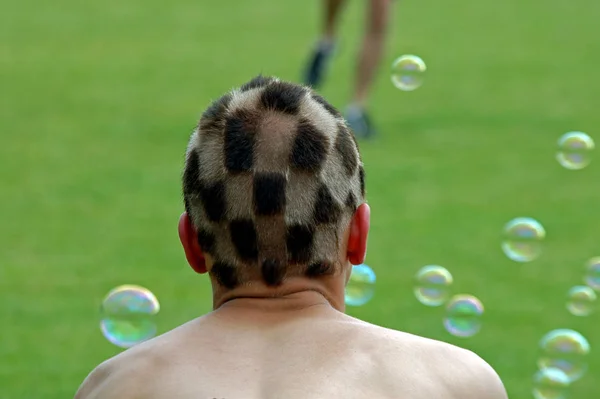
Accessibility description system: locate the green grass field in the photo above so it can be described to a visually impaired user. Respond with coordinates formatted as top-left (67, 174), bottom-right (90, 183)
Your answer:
top-left (2, 0), bottom-right (600, 398)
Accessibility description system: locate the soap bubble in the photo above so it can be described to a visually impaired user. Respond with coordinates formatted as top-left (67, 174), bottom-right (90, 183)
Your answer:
top-left (391, 55), bottom-right (426, 91)
top-left (538, 329), bottom-right (590, 382)
top-left (443, 294), bottom-right (484, 338)
top-left (566, 285), bottom-right (597, 316)
top-left (584, 257), bottom-right (600, 291)
top-left (532, 367), bottom-right (570, 399)
top-left (556, 131), bottom-right (594, 170)
top-left (501, 217), bottom-right (546, 262)
top-left (414, 265), bottom-right (453, 306)
top-left (100, 285), bottom-right (160, 348)
top-left (345, 264), bottom-right (376, 306)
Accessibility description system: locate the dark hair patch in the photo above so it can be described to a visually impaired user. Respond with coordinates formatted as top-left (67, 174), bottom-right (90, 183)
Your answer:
top-left (345, 191), bottom-right (357, 211)
top-left (224, 110), bottom-right (257, 173)
top-left (229, 219), bottom-right (258, 262)
top-left (183, 149), bottom-right (202, 198)
top-left (313, 185), bottom-right (341, 225)
top-left (358, 166), bottom-right (365, 197)
top-left (199, 94), bottom-right (232, 133)
top-left (335, 123), bottom-right (358, 176)
top-left (305, 261), bottom-right (335, 277)
top-left (197, 228), bottom-right (216, 255)
top-left (254, 173), bottom-right (287, 216)
top-left (290, 119), bottom-right (329, 172)
top-left (211, 261), bottom-right (239, 289)
top-left (200, 181), bottom-right (226, 222)
top-left (286, 224), bottom-right (315, 264)
top-left (261, 258), bottom-right (285, 286)
top-left (184, 198), bottom-right (192, 218)
top-left (311, 93), bottom-right (342, 118)
top-left (240, 75), bottom-right (275, 92)
top-left (260, 81), bottom-right (306, 115)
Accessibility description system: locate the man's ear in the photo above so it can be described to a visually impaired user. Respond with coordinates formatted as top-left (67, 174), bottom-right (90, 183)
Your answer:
top-left (347, 203), bottom-right (370, 265)
top-left (178, 212), bottom-right (207, 274)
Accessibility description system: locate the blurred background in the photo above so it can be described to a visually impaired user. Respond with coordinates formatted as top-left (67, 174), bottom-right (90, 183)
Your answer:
top-left (2, 0), bottom-right (600, 398)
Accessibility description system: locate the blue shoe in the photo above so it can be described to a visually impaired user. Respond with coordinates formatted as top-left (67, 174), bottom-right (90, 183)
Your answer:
top-left (303, 41), bottom-right (335, 88)
top-left (345, 106), bottom-right (377, 139)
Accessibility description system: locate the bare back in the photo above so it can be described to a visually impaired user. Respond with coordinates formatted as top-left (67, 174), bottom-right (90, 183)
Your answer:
top-left (76, 301), bottom-right (508, 399)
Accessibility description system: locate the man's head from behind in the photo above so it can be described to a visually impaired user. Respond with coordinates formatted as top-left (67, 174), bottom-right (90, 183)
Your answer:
top-left (179, 75), bottom-right (369, 307)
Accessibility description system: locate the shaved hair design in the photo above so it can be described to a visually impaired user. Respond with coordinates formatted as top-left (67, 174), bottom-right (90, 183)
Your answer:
top-left (183, 76), bottom-right (365, 288)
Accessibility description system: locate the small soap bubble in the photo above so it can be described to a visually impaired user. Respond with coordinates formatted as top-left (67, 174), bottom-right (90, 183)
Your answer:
top-left (443, 294), bottom-right (484, 338)
top-left (100, 285), bottom-right (160, 348)
top-left (501, 217), bottom-right (546, 262)
top-left (556, 131), bottom-right (594, 170)
top-left (414, 265), bottom-right (453, 306)
top-left (345, 264), bottom-right (376, 306)
top-left (584, 257), bottom-right (600, 291)
top-left (566, 285), bottom-right (597, 316)
top-left (538, 329), bottom-right (590, 382)
top-left (391, 55), bottom-right (426, 91)
top-left (532, 368), bottom-right (570, 399)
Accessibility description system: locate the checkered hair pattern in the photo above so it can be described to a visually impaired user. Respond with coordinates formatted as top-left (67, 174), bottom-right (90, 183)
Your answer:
top-left (183, 76), bottom-right (365, 289)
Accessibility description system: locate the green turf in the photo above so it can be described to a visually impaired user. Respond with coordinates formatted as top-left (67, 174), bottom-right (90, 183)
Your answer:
top-left (2, 0), bottom-right (600, 397)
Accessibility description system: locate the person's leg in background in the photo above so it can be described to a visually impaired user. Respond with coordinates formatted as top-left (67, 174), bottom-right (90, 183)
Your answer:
top-left (303, 0), bottom-right (347, 88)
top-left (345, 0), bottom-right (393, 138)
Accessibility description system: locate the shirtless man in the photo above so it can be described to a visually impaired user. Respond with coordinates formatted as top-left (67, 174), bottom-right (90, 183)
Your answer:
top-left (75, 76), bottom-right (509, 399)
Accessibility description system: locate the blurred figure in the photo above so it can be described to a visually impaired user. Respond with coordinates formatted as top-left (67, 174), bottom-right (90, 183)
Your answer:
top-left (303, 0), bottom-right (393, 139)
top-left (75, 76), bottom-right (508, 399)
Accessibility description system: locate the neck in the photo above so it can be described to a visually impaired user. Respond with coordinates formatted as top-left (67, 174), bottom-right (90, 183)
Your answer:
top-left (212, 276), bottom-right (347, 313)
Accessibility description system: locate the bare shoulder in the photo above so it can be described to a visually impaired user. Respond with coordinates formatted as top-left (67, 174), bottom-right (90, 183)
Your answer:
top-left (74, 341), bottom-right (165, 399)
top-left (351, 321), bottom-right (508, 399)
top-left (429, 340), bottom-right (509, 399)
